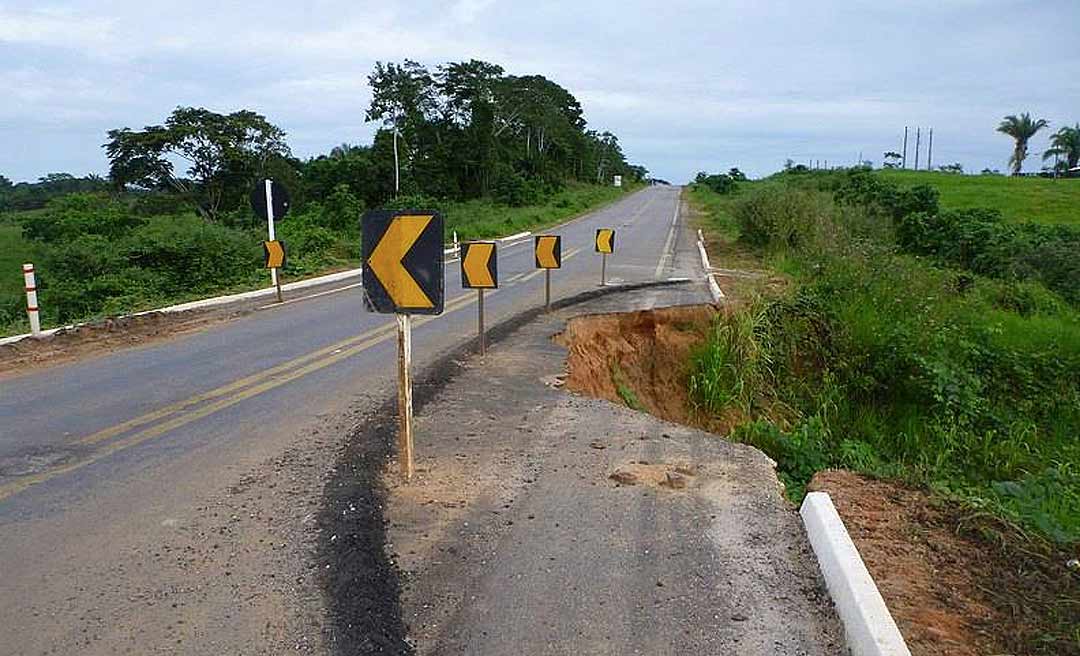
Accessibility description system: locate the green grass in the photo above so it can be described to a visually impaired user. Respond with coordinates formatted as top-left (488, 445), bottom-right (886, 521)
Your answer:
top-left (877, 169), bottom-right (1080, 226)
top-left (687, 184), bottom-right (743, 240)
top-left (0, 224), bottom-right (44, 335)
top-left (688, 181), bottom-right (1080, 545)
top-left (440, 183), bottom-right (633, 242)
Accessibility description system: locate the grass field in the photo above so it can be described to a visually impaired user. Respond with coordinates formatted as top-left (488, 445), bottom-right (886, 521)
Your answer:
top-left (877, 170), bottom-right (1080, 225)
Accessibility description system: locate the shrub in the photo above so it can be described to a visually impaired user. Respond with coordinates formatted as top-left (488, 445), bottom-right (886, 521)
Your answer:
top-left (23, 193), bottom-right (145, 243)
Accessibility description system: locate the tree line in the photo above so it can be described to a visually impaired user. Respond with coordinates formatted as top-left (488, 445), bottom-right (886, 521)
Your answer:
top-left (76, 59), bottom-right (643, 225)
top-left (997, 113), bottom-right (1079, 176)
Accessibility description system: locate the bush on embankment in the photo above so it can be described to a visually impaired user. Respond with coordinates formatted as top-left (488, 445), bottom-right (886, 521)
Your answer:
top-left (689, 174), bottom-right (1080, 544)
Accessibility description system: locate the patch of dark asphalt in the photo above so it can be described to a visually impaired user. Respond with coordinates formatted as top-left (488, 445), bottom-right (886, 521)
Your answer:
top-left (315, 279), bottom-right (691, 656)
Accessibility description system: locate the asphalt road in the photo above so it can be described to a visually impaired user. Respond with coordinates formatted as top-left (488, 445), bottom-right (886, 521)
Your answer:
top-left (0, 184), bottom-right (700, 654)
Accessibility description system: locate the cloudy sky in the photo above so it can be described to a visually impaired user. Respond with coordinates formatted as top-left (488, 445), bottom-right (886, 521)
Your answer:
top-left (2, 1), bottom-right (1078, 183)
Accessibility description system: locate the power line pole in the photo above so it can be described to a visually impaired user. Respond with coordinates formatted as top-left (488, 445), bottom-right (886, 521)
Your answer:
top-left (914, 128), bottom-right (921, 171)
top-left (927, 128), bottom-right (934, 171)
top-left (902, 127), bottom-right (909, 169)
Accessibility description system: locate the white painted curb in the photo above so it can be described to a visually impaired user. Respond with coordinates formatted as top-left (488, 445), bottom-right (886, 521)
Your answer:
top-left (0, 268), bottom-right (363, 347)
top-left (696, 229), bottom-right (724, 302)
top-left (801, 492), bottom-right (911, 656)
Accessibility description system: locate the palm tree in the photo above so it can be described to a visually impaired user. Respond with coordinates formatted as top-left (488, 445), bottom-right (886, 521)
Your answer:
top-left (1043, 124), bottom-right (1080, 172)
top-left (997, 113), bottom-right (1049, 175)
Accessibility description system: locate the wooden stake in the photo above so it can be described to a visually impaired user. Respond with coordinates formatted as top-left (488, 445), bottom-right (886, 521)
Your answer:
top-left (274, 268), bottom-right (283, 303)
top-left (478, 289), bottom-right (486, 356)
top-left (396, 313), bottom-right (414, 480)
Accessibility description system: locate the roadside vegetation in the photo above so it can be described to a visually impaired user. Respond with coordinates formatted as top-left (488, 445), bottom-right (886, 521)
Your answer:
top-left (0, 59), bottom-right (645, 337)
top-left (688, 168), bottom-right (1080, 547)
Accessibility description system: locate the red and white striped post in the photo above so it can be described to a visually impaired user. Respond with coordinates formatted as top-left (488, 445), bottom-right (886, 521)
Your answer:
top-left (23, 263), bottom-right (41, 336)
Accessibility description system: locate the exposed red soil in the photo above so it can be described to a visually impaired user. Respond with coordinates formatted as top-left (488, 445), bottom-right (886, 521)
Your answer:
top-left (809, 470), bottom-right (1080, 656)
top-left (554, 305), bottom-right (717, 428)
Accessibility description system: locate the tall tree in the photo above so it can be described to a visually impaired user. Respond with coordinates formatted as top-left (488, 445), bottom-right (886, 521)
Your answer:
top-left (104, 107), bottom-right (290, 221)
top-left (996, 112), bottom-right (1049, 176)
top-left (1043, 123), bottom-right (1080, 171)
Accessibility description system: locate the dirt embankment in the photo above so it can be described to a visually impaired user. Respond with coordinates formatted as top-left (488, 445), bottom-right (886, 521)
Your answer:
top-left (554, 304), bottom-right (716, 428)
top-left (809, 470), bottom-right (1080, 656)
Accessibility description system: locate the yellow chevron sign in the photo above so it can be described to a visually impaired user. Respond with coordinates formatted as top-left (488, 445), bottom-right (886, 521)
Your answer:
top-left (595, 228), bottom-right (615, 254)
top-left (534, 235), bottom-right (561, 269)
top-left (263, 240), bottom-right (286, 268)
top-left (462, 241), bottom-right (497, 289)
top-left (367, 214), bottom-right (439, 310)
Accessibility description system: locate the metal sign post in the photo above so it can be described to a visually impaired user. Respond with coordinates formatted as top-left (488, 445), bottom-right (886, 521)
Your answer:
top-left (478, 289), bottom-right (486, 356)
top-left (595, 229), bottom-right (615, 287)
top-left (264, 180), bottom-right (283, 302)
top-left (545, 269), bottom-right (551, 310)
top-left (252, 179), bottom-right (291, 303)
top-left (534, 235), bottom-right (561, 311)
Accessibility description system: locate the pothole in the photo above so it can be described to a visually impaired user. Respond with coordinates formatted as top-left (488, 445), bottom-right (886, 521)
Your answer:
top-left (609, 461), bottom-right (700, 491)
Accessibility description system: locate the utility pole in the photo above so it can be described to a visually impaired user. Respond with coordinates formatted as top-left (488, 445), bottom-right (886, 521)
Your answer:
top-left (393, 127), bottom-right (401, 196)
top-left (914, 128), bottom-right (921, 171)
top-left (927, 128), bottom-right (934, 171)
top-left (902, 127), bottom-right (909, 169)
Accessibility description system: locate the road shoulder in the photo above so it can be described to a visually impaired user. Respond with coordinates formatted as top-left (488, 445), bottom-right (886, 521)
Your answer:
top-left (380, 284), bottom-right (845, 654)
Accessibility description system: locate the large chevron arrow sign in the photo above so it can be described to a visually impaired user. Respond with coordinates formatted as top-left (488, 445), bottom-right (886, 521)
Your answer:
top-left (362, 210), bottom-right (444, 314)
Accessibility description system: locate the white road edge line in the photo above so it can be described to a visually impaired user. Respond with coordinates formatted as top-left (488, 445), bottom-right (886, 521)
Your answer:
top-left (653, 191), bottom-right (681, 279)
top-left (801, 493), bottom-right (912, 656)
top-left (257, 282), bottom-right (363, 310)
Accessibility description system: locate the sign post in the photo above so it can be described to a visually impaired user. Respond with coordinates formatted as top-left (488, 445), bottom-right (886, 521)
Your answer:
top-left (251, 180), bottom-right (291, 303)
top-left (534, 235), bottom-right (561, 311)
top-left (595, 228), bottom-right (615, 286)
top-left (363, 209), bottom-right (445, 480)
top-left (461, 241), bottom-right (497, 356)
top-left (396, 313), bottom-right (414, 479)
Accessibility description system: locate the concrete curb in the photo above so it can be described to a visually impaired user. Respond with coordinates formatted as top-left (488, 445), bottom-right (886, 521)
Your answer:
top-left (0, 268), bottom-right (364, 347)
top-left (800, 492), bottom-right (911, 656)
top-left (696, 229), bottom-right (724, 302)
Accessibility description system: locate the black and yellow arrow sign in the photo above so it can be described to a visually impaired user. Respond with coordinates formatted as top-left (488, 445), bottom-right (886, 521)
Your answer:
top-left (362, 210), bottom-right (444, 314)
top-left (595, 228), bottom-right (615, 254)
top-left (263, 240), bottom-right (287, 269)
top-left (461, 241), bottom-right (498, 289)
top-left (534, 235), bottom-right (561, 269)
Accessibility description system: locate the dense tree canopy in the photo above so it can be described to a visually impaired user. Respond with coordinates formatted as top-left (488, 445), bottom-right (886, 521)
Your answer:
top-left (104, 107), bottom-right (291, 221)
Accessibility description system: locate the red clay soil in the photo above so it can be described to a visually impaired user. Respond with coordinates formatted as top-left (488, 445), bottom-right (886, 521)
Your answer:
top-left (554, 305), bottom-right (717, 427)
top-left (809, 470), bottom-right (1080, 656)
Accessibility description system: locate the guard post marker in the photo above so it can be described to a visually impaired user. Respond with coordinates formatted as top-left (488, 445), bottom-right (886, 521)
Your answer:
top-left (264, 180), bottom-right (283, 303)
top-left (23, 263), bottom-right (41, 336)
